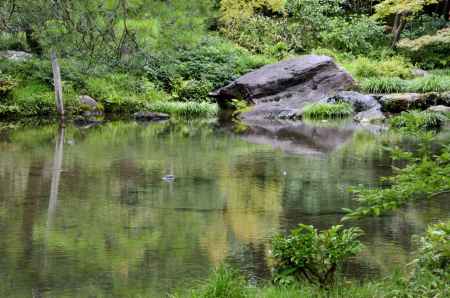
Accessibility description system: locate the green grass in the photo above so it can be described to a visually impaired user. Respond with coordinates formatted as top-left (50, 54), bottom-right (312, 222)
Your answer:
top-left (360, 75), bottom-right (450, 93)
top-left (389, 110), bottom-right (448, 132)
top-left (359, 77), bottom-right (408, 93)
top-left (302, 102), bottom-right (354, 119)
top-left (408, 75), bottom-right (450, 93)
top-left (146, 101), bottom-right (218, 118)
top-left (173, 265), bottom-right (448, 298)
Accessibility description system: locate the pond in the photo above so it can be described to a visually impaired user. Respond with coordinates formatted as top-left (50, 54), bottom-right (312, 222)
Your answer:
top-left (0, 119), bottom-right (448, 297)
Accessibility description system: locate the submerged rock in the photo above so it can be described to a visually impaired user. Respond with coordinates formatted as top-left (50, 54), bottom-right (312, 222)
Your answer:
top-left (0, 50), bottom-right (32, 62)
top-left (210, 55), bottom-right (354, 121)
top-left (354, 107), bottom-right (386, 123)
top-left (134, 112), bottom-right (170, 121)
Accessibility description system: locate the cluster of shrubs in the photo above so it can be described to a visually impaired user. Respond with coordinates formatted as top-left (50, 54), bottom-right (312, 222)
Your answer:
top-left (399, 27), bottom-right (450, 69)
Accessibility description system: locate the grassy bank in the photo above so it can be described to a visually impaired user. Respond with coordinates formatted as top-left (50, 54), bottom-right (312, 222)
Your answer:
top-left (173, 262), bottom-right (449, 298)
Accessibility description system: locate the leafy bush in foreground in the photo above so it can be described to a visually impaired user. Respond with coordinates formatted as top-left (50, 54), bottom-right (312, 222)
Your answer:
top-left (271, 225), bottom-right (364, 286)
top-left (302, 102), bottom-right (353, 119)
top-left (388, 221), bottom-right (450, 298)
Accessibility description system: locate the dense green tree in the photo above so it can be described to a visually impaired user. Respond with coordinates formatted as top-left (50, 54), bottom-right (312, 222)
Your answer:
top-left (373, 0), bottom-right (439, 47)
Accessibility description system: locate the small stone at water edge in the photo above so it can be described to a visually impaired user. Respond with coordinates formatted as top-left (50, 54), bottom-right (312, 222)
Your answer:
top-left (162, 175), bottom-right (175, 182)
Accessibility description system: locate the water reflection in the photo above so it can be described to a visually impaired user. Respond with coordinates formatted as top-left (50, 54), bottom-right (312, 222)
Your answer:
top-left (0, 120), bottom-right (448, 297)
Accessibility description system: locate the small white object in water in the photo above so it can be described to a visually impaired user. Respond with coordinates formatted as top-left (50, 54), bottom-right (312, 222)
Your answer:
top-left (162, 175), bottom-right (175, 182)
top-left (283, 171), bottom-right (287, 176)
top-left (67, 140), bottom-right (75, 145)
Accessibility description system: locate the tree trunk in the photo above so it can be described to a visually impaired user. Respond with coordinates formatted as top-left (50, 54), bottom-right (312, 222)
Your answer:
top-left (444, 0), bottom-right (450, 21)
top-left (50, 50), bottom-right (64, 120)
top-left (391, 12), bottom-right (407, 48)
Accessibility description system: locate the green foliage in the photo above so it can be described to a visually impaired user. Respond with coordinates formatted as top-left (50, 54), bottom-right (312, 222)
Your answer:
top-left (344, 144), bottom-right (450, 220)
top-left (188, 265), bottom-right (248, 298)
top-left (359, 77), bottom-right (408, 93)
top-left (415, 221), bottom-right (450, 275)
top-left (85, 73), bottom-right (168, 103)
top-left (172, 79), bottom-right (214, 102)
top-left (402, 14), bottom-right (450, 39)
top-left (285, 0), bottom-right (344, 51)
top-left (302, 102), bottom-right (354, 119)
top-left (146, 101), bottom-right (218, 118)
top-left (408, 75), bottom-right (450, 93)
top-left (320, 16), bottom-right (386, 55)
top-left (172, 37), bottom-right (272, 88)
top-left (219, 0), bottom-right (285, 24)
top-left (359, 75), bottom-right (450, 93)
top-left (387, 221), bottom-right (450, 298)
top-left (373, 0), bottom-right (438, 19)
top-left (398, 27), bottom-right (450, 69)
top-left (0, 71), bottom-right (17, 99)
top-left (389, 111), bottom-right (448, 133)
top-left (348, 56), bottom-right (413, 80)
top-left (271, 224), bottom-right (364, 286)
top-left (221, 15), bottom-right (300, 57)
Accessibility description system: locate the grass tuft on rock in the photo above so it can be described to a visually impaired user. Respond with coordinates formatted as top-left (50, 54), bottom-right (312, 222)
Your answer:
top-left (302, 102), bottom-right (353, 119)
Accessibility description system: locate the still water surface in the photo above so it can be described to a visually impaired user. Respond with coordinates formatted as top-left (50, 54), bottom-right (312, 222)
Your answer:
top-left (0, 120), bottom-right (448, 297)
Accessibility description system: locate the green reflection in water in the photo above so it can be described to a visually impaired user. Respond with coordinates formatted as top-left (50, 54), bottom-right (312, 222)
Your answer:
top-left (0, 120), bottom-right (448, 297)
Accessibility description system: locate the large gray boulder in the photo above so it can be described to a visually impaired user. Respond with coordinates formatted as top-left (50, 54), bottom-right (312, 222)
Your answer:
top-left (210, 55), bottom-right (354, 121)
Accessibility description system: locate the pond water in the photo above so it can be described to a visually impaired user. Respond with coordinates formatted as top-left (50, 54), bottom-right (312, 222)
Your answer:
top-left (0, 119), bottom-right (448, 297)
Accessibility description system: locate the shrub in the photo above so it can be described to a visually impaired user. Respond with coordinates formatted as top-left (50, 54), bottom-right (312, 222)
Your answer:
top-left (390, 221), bottom-right (450, 298)
top-left (402, 14), bottom-right (450, 39)
top-left (171, 37), bottom-right (271, 88)
top-left (0, 71), bottom-right (17, 99)
top-left (271, 224), bottom-right (364, 286)
top-left (320, 16), bottom-right (386, 55)
top-left (349, 56), bottom-right (413, 80)
top-left (398, 27), bottom-right (450, 69)
top-left (359, 77), bottom-right (407, 93)
top-left (302, 102), bottom-right (353, 119)
top-left (221, 15), bottom-right (301, 56)
top-left (10, 81), bottom-right (55, 116)
top-left (85, 73), bottom-right (169, 103)
top-left (415, 221), bottom-right (450, 275)
top-left (389, 111), bottom-right (448, 133)
top-left (172, 79), bottom-right (214, 102)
